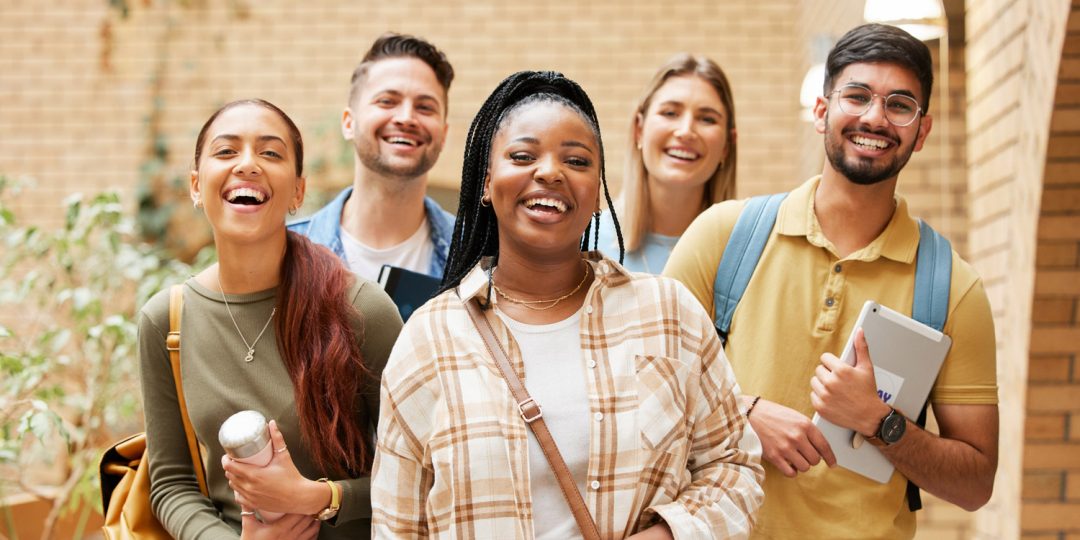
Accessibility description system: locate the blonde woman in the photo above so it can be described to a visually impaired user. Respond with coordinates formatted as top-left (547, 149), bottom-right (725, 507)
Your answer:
top-left (598, 54), bottom-right (738, 274)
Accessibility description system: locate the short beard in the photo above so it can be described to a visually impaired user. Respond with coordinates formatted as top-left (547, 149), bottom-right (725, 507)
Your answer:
top-left (355, 138), bottom-right (440, 180)
top-left (823, 111), bottom-right (917, 186)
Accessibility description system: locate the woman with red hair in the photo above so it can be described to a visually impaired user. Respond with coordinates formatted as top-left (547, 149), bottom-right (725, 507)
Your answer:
top-left (138, 99), bottom-right (401, 539)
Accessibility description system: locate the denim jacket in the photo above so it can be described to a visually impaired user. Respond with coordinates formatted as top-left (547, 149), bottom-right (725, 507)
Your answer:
top-left (287, 186), bottom-right (455, 279)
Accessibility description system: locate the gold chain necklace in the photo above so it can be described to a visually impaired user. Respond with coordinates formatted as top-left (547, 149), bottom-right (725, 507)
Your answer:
top-left (217, 275), bottom-right (277, 363)
top-left (492, 261), bottom-right (591, 311)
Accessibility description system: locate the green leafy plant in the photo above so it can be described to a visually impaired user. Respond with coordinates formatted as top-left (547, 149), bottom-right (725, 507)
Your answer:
top-left (0, 176), bottom-right (192, 539)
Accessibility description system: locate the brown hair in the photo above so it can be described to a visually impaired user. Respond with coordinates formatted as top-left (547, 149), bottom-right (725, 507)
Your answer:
top-left (619, 54), bottom-right (738, 251)
top-left (348, 32), bottom-right (455, 107)
top-left (194, 99), bottom-right (372, 476)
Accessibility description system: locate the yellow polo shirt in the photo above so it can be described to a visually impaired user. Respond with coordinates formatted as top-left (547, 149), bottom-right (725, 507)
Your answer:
top-left (663, 176), bottom-right (997, 539)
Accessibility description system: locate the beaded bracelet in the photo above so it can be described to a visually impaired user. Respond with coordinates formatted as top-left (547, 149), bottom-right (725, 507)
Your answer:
top-left (745, 396), bottom-right (762, 418)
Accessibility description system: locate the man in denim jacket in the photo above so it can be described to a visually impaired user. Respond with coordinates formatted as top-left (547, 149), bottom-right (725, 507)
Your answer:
top-left (290, 33), bottom-right (455, 281)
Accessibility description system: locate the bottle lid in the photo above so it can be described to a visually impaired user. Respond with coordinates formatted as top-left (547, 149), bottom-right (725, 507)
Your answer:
top-left (218, 410), bottom-right (271, 459)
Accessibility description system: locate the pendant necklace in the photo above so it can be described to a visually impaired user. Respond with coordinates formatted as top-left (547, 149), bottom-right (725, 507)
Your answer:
top-left (217, 275), bottom-right (276, 363)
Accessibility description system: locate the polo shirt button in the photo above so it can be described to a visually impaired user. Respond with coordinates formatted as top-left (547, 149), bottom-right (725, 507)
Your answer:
top-left (587, 360), bottom-right (597, 368)
top-left (825, 297), bottom-right (835, 307)
top-left (594, 412), bottom-right (604, 422)
top-left (834, 264), bottom-right (842, 273)
top-left (590, 480), bottom-right (601, 490)
top-left (585, 305), bottom-right (594, 314)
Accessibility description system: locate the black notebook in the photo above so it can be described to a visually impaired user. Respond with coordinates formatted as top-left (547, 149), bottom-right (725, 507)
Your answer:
top-left (377, 265), bottom-right (441, 323)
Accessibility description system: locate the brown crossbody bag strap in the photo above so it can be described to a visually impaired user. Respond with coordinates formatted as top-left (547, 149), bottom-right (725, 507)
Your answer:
top-left (168, 284), bottom-right (208, 495)
top-left (463, 297), bottom-right (601, 540)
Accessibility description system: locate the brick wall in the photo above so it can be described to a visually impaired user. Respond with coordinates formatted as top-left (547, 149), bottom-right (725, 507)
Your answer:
top-left (1023, 2), bottom-right (1080, 538)
top-left (794, 0), bottom-right (863, 192)
top-left (965, 0), bottom-right (1075, 538)
top-left (0, 0), bottom-right (805, 231)
top-left (902, 0), bottom-right (970, 258)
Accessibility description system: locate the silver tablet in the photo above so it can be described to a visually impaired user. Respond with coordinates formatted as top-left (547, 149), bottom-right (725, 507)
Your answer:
top-left (811, 300), bottom-right (952, 483)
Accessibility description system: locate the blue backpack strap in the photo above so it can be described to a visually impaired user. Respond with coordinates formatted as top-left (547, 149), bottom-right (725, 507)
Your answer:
top-left (906, 219), bottom-right (953, 512)
top-left (712, 193), bottom-right (787, 344)
top-left (912, 219), bottom-right (952, 332)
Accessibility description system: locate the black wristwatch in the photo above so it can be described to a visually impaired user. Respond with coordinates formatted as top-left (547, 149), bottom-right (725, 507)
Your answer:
top-left (866, 407), bottom-right (906, 447)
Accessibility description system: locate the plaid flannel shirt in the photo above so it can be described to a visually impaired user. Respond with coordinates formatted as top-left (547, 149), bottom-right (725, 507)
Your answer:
top-left (372, 254), bottom-right (763, 539)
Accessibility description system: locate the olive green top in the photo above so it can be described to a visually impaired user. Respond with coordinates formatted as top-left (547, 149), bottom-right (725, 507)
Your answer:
top-left (138, 276), bottom-right (402, 539)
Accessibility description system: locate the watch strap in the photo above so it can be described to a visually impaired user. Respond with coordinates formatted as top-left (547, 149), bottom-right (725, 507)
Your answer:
top-left (865, 432), bottom-right (888, 448)
top-left (315, 478), bottom-right (341, 520)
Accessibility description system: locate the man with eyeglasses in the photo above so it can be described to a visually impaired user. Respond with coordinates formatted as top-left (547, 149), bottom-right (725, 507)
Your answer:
top-left (664, 23), bottom-right (997, 538)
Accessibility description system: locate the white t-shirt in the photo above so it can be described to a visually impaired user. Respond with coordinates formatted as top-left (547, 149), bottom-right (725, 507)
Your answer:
top-left (339, 219), bottom-right (433, 281)
top-left (495, 306), bottom-right (589, 540)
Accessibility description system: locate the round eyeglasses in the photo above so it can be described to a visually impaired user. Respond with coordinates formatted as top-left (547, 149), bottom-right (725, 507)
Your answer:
top-left (829, 84), bottom-right (923, 127)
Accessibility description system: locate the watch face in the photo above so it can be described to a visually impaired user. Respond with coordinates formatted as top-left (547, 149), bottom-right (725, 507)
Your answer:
top-left (880, 412), bottom-right (906, 444)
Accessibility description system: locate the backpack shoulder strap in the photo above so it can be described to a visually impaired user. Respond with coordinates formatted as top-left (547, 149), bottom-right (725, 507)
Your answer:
top-left (912, 219), bottom-right (952, 332)
top-left (167, 284), bottom-right (208, 496)
top-left (713, 193), bottom-right (787, 344)
top-left (906, 220), bottom-right (953, 512)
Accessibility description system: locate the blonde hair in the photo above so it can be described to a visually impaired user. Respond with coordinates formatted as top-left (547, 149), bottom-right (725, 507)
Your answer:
top-left (619, 53), bottom-right (737, 251)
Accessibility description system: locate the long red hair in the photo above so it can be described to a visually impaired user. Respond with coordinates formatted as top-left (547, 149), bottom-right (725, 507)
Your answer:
top-left (277, 232), bottom-right (372, 477)
top-left (195, 99), bottom-right (372, 477)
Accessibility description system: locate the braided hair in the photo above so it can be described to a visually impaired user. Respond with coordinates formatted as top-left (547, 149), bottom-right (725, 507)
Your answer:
top-left (440, 71), bottom-right (624, 295)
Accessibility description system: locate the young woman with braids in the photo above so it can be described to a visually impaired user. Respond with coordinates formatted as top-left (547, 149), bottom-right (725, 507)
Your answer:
top-left (137, 99), bottom-right (402, 539)
top-left (597, 54), bottom-right (738, 274)
top-left (371, 72), bottom-right (763, 539)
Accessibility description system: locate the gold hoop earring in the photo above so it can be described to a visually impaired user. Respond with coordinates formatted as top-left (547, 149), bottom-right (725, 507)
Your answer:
top-left (288, 206), bottom-right (298, 216)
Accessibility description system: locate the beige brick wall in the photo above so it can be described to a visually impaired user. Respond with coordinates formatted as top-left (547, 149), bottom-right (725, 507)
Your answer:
top-left (965, 0), bottom-right (1075, 538)
top-left (794, 0), bottom-right (864, 186)
top-left (0, 0), bottom-right (807, 231)
top-left (0, 0), bottom-right (973, 255)
top-left (1023, 2), bottom-right (1080, 538)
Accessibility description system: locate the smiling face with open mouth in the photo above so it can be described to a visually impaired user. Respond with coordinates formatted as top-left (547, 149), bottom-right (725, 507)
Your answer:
top-left (816, 62), bottom-right (932, 186)
top-left (637, 75), bottom-right (730, 192)
top-left (344, 57), bottom-right (448, 182)
top-left (191, 103), bottom-right (304, 245)
top-left (486, 101), bottom-right (600, 259)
